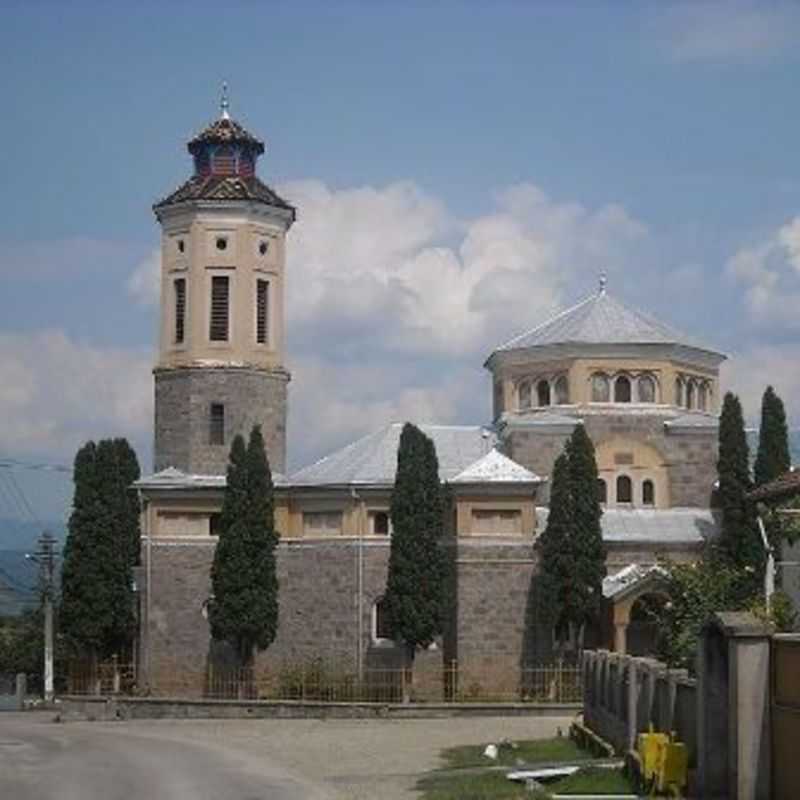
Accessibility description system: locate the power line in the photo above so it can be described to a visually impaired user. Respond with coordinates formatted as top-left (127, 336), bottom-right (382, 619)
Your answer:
top-left (5, 469), bottom-right (40, 524)
top-left (0, 458), bottom-right (72, 474)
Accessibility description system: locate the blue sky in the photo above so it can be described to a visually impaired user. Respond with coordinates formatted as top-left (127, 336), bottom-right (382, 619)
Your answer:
top-left (3, 1), bottom-right (800, 524)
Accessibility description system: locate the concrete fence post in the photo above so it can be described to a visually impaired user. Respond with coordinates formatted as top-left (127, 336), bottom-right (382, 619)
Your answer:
top-left (627, 658), bottom-right (639, 751)
top-left (15, 673), bottom-right (26, 710)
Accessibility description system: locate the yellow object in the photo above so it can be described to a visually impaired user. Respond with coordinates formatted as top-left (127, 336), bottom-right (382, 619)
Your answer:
top-left (637, 727), bottom-right (669, 783)
top-left (636, 726), bottom-right (688, 796)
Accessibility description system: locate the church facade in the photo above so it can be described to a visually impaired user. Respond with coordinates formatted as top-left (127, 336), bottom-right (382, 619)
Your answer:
top-left (134, 104), bottom-right (723, 696)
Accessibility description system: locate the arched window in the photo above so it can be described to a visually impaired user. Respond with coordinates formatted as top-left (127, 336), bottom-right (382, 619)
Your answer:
top-left (616, 475), bottom-right (633, 504)
top-left (591, 373), bottom-right (610, 402)
top-left (638, 374), bottom-right (656, 404)
top-left (554, 375), bottom-right (569, 405)
top-left (372, 597), bottom-right (392, 642)
top-left (614, 375), bottom-right (632, 403)
top-left (686, 380), bottom-right (695, 410)
top-left (597, 478), bottom-right (607, 504)
top-left (536, 379), bottom-right (551, 407)
top-left (675, 377), bottom-right (684, 408)
top-left (519, 381), bottom-right (531, 409)
top-left (642, 479), bottom-right (655, 506)
top-left (698, 382), bottom-right (708, 411)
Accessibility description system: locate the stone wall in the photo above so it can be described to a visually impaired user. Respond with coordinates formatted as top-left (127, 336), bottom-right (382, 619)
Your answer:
top-left (505, 410), bottom-right (718, 508)
top-left (154, 365), bottom-right (288, 475)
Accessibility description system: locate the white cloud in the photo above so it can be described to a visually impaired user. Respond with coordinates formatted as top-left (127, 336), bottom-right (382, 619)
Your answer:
top-left (0, 330), bottom-right (152, 459)
top-left (726, 217), bottom-right (800, 328)
top-left (127, 249), bottom-right (161, 306)
top-left (656, 1), bottom-right (800, 63)
top-left (723, 344), bottom-right (800, 426)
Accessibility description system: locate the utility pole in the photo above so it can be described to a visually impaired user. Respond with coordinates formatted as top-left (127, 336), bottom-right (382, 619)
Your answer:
top-left (28, 532), bottom-right (58, 703)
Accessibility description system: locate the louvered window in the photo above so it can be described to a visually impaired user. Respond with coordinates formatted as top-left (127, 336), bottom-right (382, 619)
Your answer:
top-left (209, 276), bottom-right (229, 341)
top-left (174, 278), bottom-right (186, 344)
top-left (209, 403), bottom-right (225, 445)
top-left (256, 279), bottom-right (269, 344)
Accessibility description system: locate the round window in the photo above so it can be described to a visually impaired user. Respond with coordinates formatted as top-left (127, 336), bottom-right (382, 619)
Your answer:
top-left (216, 237), bottom-right (227, 251)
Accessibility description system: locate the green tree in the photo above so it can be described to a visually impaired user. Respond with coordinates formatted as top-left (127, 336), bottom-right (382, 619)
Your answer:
top-left (209, 426), bottom-right (279, 666)
top-left (111, 438), bottom-right (141, 568)
top-left (385, 424), bottom-right (446, 674)
top-left (754, 385), bottom-right (791, 487)
top-left (717, 392), bottom-right (763, 596)
top-left (60, 440), bottom-right (137, 660)
top-left (537, 452), bottom-right (576, 644)
top-left (566, 424), bottom-right (606, 639)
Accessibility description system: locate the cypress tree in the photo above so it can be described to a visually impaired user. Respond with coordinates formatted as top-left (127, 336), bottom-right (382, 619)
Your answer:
top-left (60, 440), bottom-right (136, 660)
top-left (754, 386), bottom-right (791, 487)
top-left (209, 426), bottom-right (279, 666)
top-left (565, 424), bottom-right (606, 637)
top-left (717, 392), bottom-right (763, 594)
top-left (112, 438), bottom-right (141, 569)
top-left (385, 423), bottom-right (445, 666)
top-left (537, 452), bottom-right (576, 644)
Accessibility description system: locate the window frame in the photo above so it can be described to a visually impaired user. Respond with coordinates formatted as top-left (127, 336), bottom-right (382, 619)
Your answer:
top-left (536, 378), bottom-right (551, 407)
top-left (591, 372), bottom-right (611, 403)
top-left (372, 596), bottom-right (393, 644)
top-left (208, 272), bottom-right (231, 343)
top-left (209, 403), bottom-right (225, 446)
top-left (637, 374), bottom-right (657, 404)
top-left (616, 474), bottom-right (633, 504)
top-left (614, 375), bottom-right (632, 403)
top-left (642, 479), bottom-right (655, 507)
top-left (255, 277), bottom-right (270, 346)
top-left (554, 374), bottom-right (569, 405)
top-left (174, 277), bottom-right (187, 346)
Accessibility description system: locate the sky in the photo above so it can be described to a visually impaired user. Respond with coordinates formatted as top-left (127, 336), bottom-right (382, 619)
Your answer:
top-left (3, 0), bottom-right (800, 523)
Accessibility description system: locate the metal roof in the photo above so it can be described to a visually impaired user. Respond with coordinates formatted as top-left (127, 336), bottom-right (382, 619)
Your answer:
top-left (289, 423), bottom-right (498, 487)
top-left (493, 288), bottom-right (719, 355)
top-left (536, 506), bottom-right (718, 544)
top-left (134, 466), bottom-right (288, 490)
top-left (452, 449), bottom-right (541, 484)
top-left (603, 564), bottom-right (667, 600)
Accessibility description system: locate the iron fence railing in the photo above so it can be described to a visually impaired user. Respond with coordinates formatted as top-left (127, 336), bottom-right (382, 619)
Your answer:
top-left (63, 657), bottom-right (583, 704)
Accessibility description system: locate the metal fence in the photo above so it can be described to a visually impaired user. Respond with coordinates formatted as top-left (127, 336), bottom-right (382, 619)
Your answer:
top-left (64, 657), bottom-right (583, 704)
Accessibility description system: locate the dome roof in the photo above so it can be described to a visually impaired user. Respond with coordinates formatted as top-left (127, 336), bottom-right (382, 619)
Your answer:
top-left (187, 115), bottom-right (265, 156)
top-left (490, 287), bottom-right (722, 359)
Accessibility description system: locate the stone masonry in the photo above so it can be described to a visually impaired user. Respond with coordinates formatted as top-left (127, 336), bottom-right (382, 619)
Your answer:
top-left (154, 366), bottom-right (289, 476)
top-left (505, 410), bottom-right (718, 508)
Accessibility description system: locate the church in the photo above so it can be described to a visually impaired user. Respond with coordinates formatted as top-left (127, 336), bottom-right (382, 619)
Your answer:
top-left (134, 101), bottom-right (723, 696)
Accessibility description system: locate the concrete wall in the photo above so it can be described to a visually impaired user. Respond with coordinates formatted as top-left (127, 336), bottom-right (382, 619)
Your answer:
top-left (582, 649), bottom-right (697, 762)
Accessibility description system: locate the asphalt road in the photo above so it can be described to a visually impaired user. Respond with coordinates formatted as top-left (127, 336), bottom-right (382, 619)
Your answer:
top-left (0, 712), bottom-right (326, 800)
top-left (0, 711), bottom-right (572, 798)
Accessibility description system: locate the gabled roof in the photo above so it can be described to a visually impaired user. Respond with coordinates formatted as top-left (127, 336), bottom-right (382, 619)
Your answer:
top-left (154, 175), bottom-right (295, 215)
top-left (452, 449), bottom-right (541, 484)
top-left (749, 468), bottom-right (800, 502)
top-left (491, 288), bottom-right (720, 357)
top-left (290, 423), bottom-right (498, 487)
top-left (603, 563), bottom-right (667, 601)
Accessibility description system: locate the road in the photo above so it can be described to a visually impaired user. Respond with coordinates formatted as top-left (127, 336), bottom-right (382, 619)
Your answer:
top-left (0, 711), bottom-right (572, 798)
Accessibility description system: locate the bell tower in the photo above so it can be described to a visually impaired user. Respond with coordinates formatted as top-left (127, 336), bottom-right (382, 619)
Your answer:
top-left (152, 90), bottom-right (295, 475)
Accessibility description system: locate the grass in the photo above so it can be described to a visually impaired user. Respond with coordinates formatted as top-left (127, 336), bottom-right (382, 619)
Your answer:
top-left (416, 736), bottom-right (634, 800)
top-left (438, 736), bottom-right (591, 770)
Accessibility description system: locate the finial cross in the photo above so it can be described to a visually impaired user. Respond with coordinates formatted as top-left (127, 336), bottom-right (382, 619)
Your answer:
top-left (220, 82), bottom-right (230, 120)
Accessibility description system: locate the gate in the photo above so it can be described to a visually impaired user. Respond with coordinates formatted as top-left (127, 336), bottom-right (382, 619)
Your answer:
top-left (0, 673), bottom-right (22, 711)
top-left (772, 635), bottom-right (800, 798)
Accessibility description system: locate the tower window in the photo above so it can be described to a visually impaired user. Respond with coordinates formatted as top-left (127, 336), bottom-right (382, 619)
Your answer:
top-left (616, 475), bottom-right (633, 504)
top-left (259, 240), bottom-right (269, 256)
top-left (698, 382), bottom-right (709, 411)
top-left (642, 480), bottom-right (655, 506)
top-left (536, 379), bottom-right (551, 407)
top-left (213, 146), bottom-right (236, 175)
top-left (177, 239), bottom-right (185, 254)
top-left (614, 375), bottom-right (632, 403)
top-left (370, 511), bottom-right (390, 535)
top-left (675, 377), bottom-right (684, 407)
top-left (598, 478), bottom-right (607, 504)
top-left (215, 237), bottom-right (228, 251)
top-left (174, 278), bottom-right (186, 344)
top-left (210, 276), bottom-right (230, 341)
top-left (256, 279), bottom-right (269, 345)
top-left (686, 380), bottom-right (696, 410)
top-left (209, 403), bottom-right (225, 446)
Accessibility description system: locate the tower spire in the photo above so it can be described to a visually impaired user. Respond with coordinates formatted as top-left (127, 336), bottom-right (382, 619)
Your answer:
top-left (220, 81), bottom-right (230, 120)
top-left (599, 271), bottom-right (607, 294)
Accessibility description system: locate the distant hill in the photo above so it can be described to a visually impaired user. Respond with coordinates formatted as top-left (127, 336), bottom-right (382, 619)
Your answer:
top-left (0, 518), bottom-right (66, 552)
